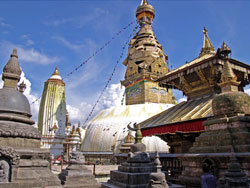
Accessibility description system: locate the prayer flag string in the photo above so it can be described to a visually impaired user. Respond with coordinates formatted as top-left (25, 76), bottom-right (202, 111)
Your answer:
top-left (82, 24), bottom-right (139, 127)
top-left (30, 20), bottom-right (136, 106)
top-left (62, 20), bottom-right (136, 81)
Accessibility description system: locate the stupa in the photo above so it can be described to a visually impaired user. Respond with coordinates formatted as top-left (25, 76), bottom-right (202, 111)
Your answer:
top-left (81, 0), bottom-right (175, 161)
top-left (0, 49), bottom-right (61, 187)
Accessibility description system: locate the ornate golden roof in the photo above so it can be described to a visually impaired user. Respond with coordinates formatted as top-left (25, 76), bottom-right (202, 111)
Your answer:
top-left (139, 95), bottom-right (213, 130)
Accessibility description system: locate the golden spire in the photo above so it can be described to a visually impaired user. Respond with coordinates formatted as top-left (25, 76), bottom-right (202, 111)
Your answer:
top-left (76, 121), bottom-right (81, 135)
top-left (49, 67), bottom-right (62, 80)
top-left (141, 0), bottom-right (148, 5)
top-left (52, 67), bottom-right (60, 76)
top-left (71, 125), bottom-right (76, 134)
top-left (199, 27), bottom-right (215, 57)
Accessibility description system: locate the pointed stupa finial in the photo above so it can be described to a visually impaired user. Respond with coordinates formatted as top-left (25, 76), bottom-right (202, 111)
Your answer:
top-left (76, 121), bottom-right (81, 135)
top-left (218, 41), bottom-right (231, 59)
top-left (199, 27), bottom-right (215, 57)
top-left (52, 67), bottom-right (60, 76)
top-left (219, 56), bottom-right (240, 92)
top-left (50, 67), bottom-right (62, 80)
top-left (2, 48), bottom-right (22, 89)
top-left (135, 123), bottom-right (143, 144)
top-left (71, 125), bottom-right (76, 134)
top-left (141, 0), bottom-right (148, 5)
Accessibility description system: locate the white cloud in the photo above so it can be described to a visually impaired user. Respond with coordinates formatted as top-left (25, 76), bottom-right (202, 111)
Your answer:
top-left (0, 72), bottom-right (40, 126)
top-left (67, 83), bottom-right (125, 126)
top-left (52, 36), bottom-right (85, 51)
top-left (178, 97), bottom-right (187, 103)
top-left (245, 88), bottom-right (250, 96)
top-left (100, 83), bottom-right (125, 109)
top-left (0, 17), bottom-right (11, 27)
top-left (0, 41), bottom-right (59, 64)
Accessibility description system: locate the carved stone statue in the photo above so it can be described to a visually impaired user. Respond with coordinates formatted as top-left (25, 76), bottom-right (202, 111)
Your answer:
top-left (0, 159), bottom-right (10, 183)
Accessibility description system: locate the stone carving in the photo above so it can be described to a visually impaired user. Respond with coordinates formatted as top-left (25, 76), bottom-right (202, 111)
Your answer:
top-left (147, 152), bottom-right (169, 188)
top-left (0, 123), bottom-right (40, 139)
top-left (0, 159), bottom-right (10, 182)
top-left (0, 147), bottom-right (20, 183)
top-left (0, 147), bottom-right (20, 166)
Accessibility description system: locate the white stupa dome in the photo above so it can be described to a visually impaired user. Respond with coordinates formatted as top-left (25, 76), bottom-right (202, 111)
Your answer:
top-left (81, 103), bottom-right (174, 153)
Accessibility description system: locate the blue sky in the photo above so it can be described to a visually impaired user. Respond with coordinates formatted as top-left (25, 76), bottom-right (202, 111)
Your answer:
top-left (0, 0), bottom-right (250, 125)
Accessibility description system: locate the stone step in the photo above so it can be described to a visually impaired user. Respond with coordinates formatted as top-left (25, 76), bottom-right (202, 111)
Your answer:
top-left (63, 183), bottom-right (100, 188)
top-left (101, 182), bottom-right (120, 188)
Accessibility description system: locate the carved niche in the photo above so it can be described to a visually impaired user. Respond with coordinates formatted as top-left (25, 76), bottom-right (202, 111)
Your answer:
top-left (0, 147), bottom-right (20, 182)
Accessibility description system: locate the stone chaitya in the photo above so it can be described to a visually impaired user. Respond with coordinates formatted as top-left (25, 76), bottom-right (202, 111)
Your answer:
top-left (178, 43), bottom-right (250, 187)
top-left (59, 152), bottom-right (100, 188)
top-left (148, 152), bottom-right (169, 188)
top-left (0, 49), bottom-right (61, 187)
top-left (102, 123), bottom-right (170, 188)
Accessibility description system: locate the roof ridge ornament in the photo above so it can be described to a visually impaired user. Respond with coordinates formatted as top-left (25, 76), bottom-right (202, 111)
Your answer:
top-left (199, 27), bottom-right (215, 57)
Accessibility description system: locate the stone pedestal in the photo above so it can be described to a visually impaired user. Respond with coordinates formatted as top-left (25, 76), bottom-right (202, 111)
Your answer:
top-left (59, 152), bottom-right (100, 188)
top-left (0, 147), bottom-right (61, 188)
top-left (102, 152), bottom-right (155, 188)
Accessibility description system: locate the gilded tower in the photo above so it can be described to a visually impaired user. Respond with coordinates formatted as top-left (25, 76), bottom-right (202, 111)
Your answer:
top-left (38, 67), bottom-right (66, 157)
top-left (121, 0), bottom-right (175, 105)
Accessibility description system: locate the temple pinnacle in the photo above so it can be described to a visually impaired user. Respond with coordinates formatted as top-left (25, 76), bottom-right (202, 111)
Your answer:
top-left (141, 0), bottom-right (148, 5)
top-left (52, 67), bottom-right (60, 76)
top-left (199, 27), bottom-right (215, 57)
top-left (50, 67), bottom-right (62, 80)
top-left (2, 48), bottom-right (22, 89)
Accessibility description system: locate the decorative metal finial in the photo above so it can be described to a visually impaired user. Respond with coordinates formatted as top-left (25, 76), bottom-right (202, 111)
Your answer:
top-left (200, 27), bottom-right (215, 57)
top-left (203, 27), bottom-right (207, 34)
top-left (18, 81), bottom-right (26, 93)
top-left (142, 0), bottom-right (148, 5)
